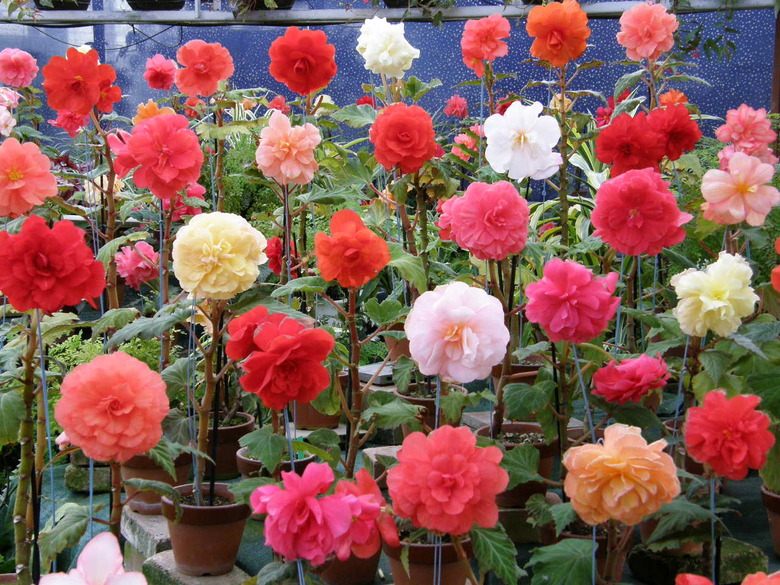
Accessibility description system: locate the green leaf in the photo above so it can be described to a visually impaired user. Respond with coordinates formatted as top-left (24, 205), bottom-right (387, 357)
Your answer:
top-left (161, 357), bottom-right (197, 401)
top-left (501, 444), bottom-right (543, 490)
top-left (645, 498), bottom-right (722, 547)
top-left (305, 428), bottom-right (341, 450)
top-left (95, 232), bottom-right (151, 267)
top-left (403, 76), bottom-right (442, 102)
top-left (123, 479), bottom-right (182, 522)
top-left (664, 74), bottom-right (711, 86)
top-left (526, 538), bottom-right (596, 585)
top-left (513, 342), bottom-right (550, 363)
top-left (392, 355), bottom-right (415, 394)
top-left (39, 503), bottom-right (101, 567)
top-left (90, 308), bottom-right (141, 340)
top-left (613, 70), bottom-right (645, 99)
top-left (662, 247), bottom-right (697, 269)
top-left (107, 306), bottom-right (191, 348)
top-left (257, 561), bottom-right (298, 585)
top-left (470, 525), bottom-right (526, 584)
top-left (747, 366), bottom-right (780, 420)
top-left (0, 390), bottom-right (24, 445)
top-left (550, 503), bottom-right (577, 536)
top-left (760, 427), bottom-right (780, 492)
top-left (331, 104), bottom-right (377, 128)
top-left (364, 298), bottom-right (405, 326)
top-left (271, 276), bottom-right (329, 298)
top-left (362, 393), bottom-right (423, 430)
top-left (727, 333), bottom-right (767, 359)
top-left (610, 402), bottom-right (662, 430)
top-left (524, 493), bottom-right (554, 528)
top-left (387, 242), bottom-right (426, 293)
top-left (230, 477), bottom-right (275, 507)
top-left (240, 427), bottom-right (287, 474)
top-left (697, 350), bottom-right (731, 385)
top-left (439, 391), bottom-right (478, 425)
top-left (504, 382), bottom-right (553, 421)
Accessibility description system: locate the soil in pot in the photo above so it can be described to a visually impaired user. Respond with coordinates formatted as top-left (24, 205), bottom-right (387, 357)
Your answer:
top-left (205, 412), bottom-right (255, 480)
top-left (383, 537), bottom-right (473, 585)
top-left (161, 483), bottom-right (250, 576)
top-left (476, 422), bottom-right (557, 508)
top-left (120, 452), bottom-right (192, 515)
top-left (317, 549), bottom-right (381, 585)
top-left (761, 485), bottom-right (780, 556)
top-left (235, 446), bottom-right (316, 479)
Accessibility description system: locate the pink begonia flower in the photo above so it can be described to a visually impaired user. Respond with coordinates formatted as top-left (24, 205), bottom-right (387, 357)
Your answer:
top-left (405, 281), bottom-right (509, 383)
top-left (0, 108), bottom-right (15, 137)
top-left (255, 109), bottom-right (321, 186)
top-left (616, 3), bottom-right (678, 61)
top-left (443, 94), bottom-right (468, 118)
top-left (701, 151), bottom-right (780, 227)
top-left (115, 241), bottom-right (159, 290)
top-left (55, 431), bottom-right (70, 451)
top-left (0, 48), bottom-right (39, 88)
top-left (39, 533), bottom-right (147, 585)
top-left (143, 54), bottom-right (177, 91)
top-left (436, 198), bottom-right (454, 241)
top-left (525, 258), bottom-right (620, 344)
top-left (460, 13), bottom-right (510, 78)
top-left (484, 101), bottom-right (562, 181)
top-left (718, 143), bottom-right (779, 170)
top-left (161, 182), bottom-right (206, 222)
top-left (267, 95), bottom-right (290, 115)
top-left (677, 573), bottom-right (780, 585)
top-left (715, 104), bottom-right (777, 153)
top-left (0, 88), bottom-right (21, 109)
top-left (450, 124), bottom-right (483, 162)
top-left (250, 462), bottom-right (354, 566)
top-left (444, 180), bottom-right (529, 261)
top-left (49, 110), bottom-right (91, 138)
top-left (592, 353), bottom-right (670, 405)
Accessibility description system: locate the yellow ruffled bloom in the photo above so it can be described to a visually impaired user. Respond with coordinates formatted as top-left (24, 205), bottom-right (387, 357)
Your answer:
top-left (671, 252), bottom-right (758, 337)
top-left (563, 424), bottom-right (680, 526)
top-left (172, 212), bottom-right (267, 300)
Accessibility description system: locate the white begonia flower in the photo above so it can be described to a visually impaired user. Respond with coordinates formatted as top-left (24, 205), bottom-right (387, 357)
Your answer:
top-left (356, 17), bottom-right (420, 80)
top-left (484, 101), bottom-right (563, 181)
top-left (0, 107), bottom-right (15, 137)
top-left (671, 252), bottom-right (759, 338)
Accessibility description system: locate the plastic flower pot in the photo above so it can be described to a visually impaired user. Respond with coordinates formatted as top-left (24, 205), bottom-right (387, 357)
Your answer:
top-left (160, 483), bottom-right (250, 576)
top-left (120, 452), bottom-right (192, 515)
top-left (382, 538), bottom-right (472, 585)
top-left (205, 412), bottom-right (255, 480)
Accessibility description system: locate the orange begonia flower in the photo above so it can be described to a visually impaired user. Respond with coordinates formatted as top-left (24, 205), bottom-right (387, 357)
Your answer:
top-left (526, 0), bottom-right (591, 69)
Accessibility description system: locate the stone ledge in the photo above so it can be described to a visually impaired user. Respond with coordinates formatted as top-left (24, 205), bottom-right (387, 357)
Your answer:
top-left (122, 508), bottom-right (173, 559)
top-left (143, 551), bottom-right (250, 585)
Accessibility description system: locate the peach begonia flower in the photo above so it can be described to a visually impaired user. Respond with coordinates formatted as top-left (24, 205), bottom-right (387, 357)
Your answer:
top-left (677, 574), bottom-right (780, 585)
top-left (39, 533), bottom-right (147, 585)
top-left (671, 252), bottom-right (758, 338)
top-left (0, 48), bottom-right (38, 88)
top-left (715, 104), bottom-right (777, 153)
top-left (659, 89), bottom-right (688, 107)
top-left (132, 99), bottom-right (175, 126)
top-left (405, 281), bottom-right (509, 383)
top-left (564, 424), bottom-right (680, 526)
top-left (617, 2), bottom-right (678, 61)
top-left (684, 390), bottom-right (774, 481)
top-left (387, 425), bottom-right (508, 535)
top-left (0, 137), bottom-right (58, 217)
top-left (55, 353), bottom-right (169, 463)
top-left (461, 14), bottom-right (511, 78)
top-left (526, 0), bottom-right (590, 68)
top-left (255, 109), bottom-right (321, 186)
top-left (701, 151), bottom-right (780, 226)
top-left (172, 211), bottom-right (267, 300)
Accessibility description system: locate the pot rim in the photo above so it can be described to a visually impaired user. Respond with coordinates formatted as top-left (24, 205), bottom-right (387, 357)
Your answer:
top-left (382, 536), bottom-right (472, 563)
top-left (761, 484), bottom-right (780, 513)
top-left (161, 482), bottom-right (250, 524)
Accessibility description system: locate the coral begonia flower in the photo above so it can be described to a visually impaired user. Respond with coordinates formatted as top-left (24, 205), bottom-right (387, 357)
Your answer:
top-left (701, 151), bottom-right (780, 227)
top-left (387, 425), bottom-right (508, 535)
top-left (39, 532), bottom-right (147, 585)
top-left (0, 137), bottom-right (58, 217)
top-left (42, 48), bottom-right (117, 116)
top-left (144, 54), bottom-right (177, 91)
top-left (255, 109), bottom-right (321, 186)
top-left (677, 574), bottom-right (780, 585)
top-left (659, 89), bottom-right (688, 107)
top-left (0, 215), bottom-right (105, 313)
top-left (115, 241), bottom-right (159, 291)
top-left (715, 103), bottom-right (777, 152)
top-left (314, 209), bottom-right (390, 289)
top-left (617, 2), bottom-right (678, 61)
top-left (269, 27), bottom-right (337, 96)
top-left (684, 390), bottom-right (774, 481)
top-left (175, 40), bottom-right (234, 97)
top-left (526, 0), bottom-right (591, 68)
top-left (460, 14), bottom-right (511, 77)
top-left (0, 48), bottom-right (38, 88)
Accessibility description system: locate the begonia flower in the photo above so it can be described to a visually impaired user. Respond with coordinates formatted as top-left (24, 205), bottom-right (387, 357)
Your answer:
top-left (0, 137), bottom-right (57, 217)
top-left (595, 112), bottom-right (666, 176)
top-left (526, 0), bottom-right (590, 68)
top-left (115, 241), bottom-right (159, 290)
top-left (269, 27), bottom-right (337, 96)
top-left (0, 48), bottom-right (38, 87)
top-left (460, 14), bottom-right (510, 77)
top-left (175, 40), bottom-right (234, 97)
top-left (255, 109), bottom-right (321, 186)
top-left (39, 533), bottom-right (146, 585)
top-left (592, 354), bottom-right (670, 405)
top-left (444, 94), bottom-right (468, 118)
top-left (369, 103), bottom-right (437, 175)
top-left (143, 54), bottom-right (177, 91)
top-left (42, 48), bottom-right (119, 116)
top-left (356, 17), bottom-right (419, 80)
top-left (617, 2), bottom-right (678, 61)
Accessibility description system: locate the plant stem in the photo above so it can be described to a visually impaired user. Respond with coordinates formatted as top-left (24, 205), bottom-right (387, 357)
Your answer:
top-left (344, 289), bottom-right (362, 478)
top-left (108, 461), bottom-right (122, 537)
top-left (556, 66), bottom-right (571, 248)
top-left (415, 184), bottom-right (430, 291)
top-left (452, 534), bottom-right (479, 585)
top-left (215, 108), bottom-right (226, 212)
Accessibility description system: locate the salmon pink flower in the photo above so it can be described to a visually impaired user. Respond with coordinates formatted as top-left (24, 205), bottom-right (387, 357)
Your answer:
top-left (444, 180), bottom-right (529, 261)
top-left (269, 27), bottom-right (337, 96)
top-left (0, 48), bottom-right (38, 88)
top-left (255, 110), bottom-right (321, 186)
top-left (39, 533), bottom-right (147, 585)
top-left (0, 137), bottom-right (58, 217)
top-left (685, 390), bottom-right (774, 480)
top-left (144, 54), bottom-right (177, 91)
top-left (49, 111), bottom-right (90, 138)
top-left (387, 425), bottom-right (508, 535)
top-left (42, 48), bottom-right (118, 116)
top-left (716, 104), bottom-right (777, 153)
top-left (314, 209), bottom-right (390, 289)
top-left (484, 101), bottom-right (562, 181)
top-left (333, 470), bottom-right (400, 560)
top-left (617, 2), bottom-right (678, 61)
top-left (701, 151), bottom-right (780, 226)
top-left (405, 281), bottom-right (509, 383)
top-left (564, 424), bottom-right (680, 526)
top-left (0, 216), bottom-right (105, 313)
top-left (0, 88), bottom-right (21, 109)
top-left (239, 312), bottom-right (334, 409)
top-left (591, 167), bottom-right (692, 256)
top-left (525, 258), bottom-right (620, 344)
top-left (677, 573), bottom-right (780, 585)
top-left (526, 0), bottom-right (591, 68)
top-left (451, 132), bottom-right (477, 162)
top-left (444, 94), bottom-right (468, 118)
top-left (592, 354), bottom-right (670, 405)
top-left (266, 95), bottom-right (290, 115)
top-left (370, 103), bottom-right (437, 175)
top-left (183, 96), bottom-right (205, 119)
top-left (175, 40), bottom-right (234, 97)
top-left (108, 113), bottom-right (203, 200)
top-left (596, 112), bottom-right (666, 176)
top-left (115, 241), bottom-right (159, 290)
top-left (718, 143), bottom-right (779, 170)
top-left (251, 463), bottom-right (352, 566)
top-left (460, 14), bottom-right (510, 77)
top-left (161, 182), bottom-right (205, 222)
top-left (55, 352), bottom-right (169, 462)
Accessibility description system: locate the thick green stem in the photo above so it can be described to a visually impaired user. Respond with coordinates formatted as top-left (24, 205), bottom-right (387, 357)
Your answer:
top-left (556, 67), bottom-right (571, 248)
top-left (109, 461), bottom-right (122, 537)
top-left (196, 302), bottom-right (226, 485)
top-left (344, 289), bottom-right (362, 478)
top-left (215, 108), bottom-right (226, 212)
top-left (415, 186), bottom-right (430, 291)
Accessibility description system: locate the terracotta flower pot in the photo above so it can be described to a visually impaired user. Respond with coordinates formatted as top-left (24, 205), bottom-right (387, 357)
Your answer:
top-left (318, 549), bottom-right (381, 585)
top-left (120, 452), bottom-right (192, 515)
top-left (383, 538), bottom-right (473, 585)
top-left (205, 412), bottom-right (255, 480)
top-left (161, 483), bottom-right (250, 576)
top-left (293, 401), bottom-right (341, 429)
top-left (235, 446), bottom-right (317, 479)
top-left (760, 484), bottom-right (780, 556)
top-left (476, 422), bottom-right (557, 508)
